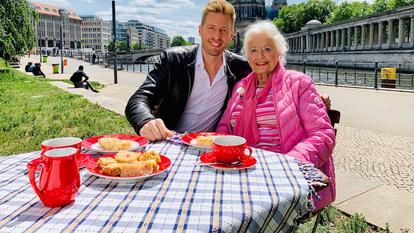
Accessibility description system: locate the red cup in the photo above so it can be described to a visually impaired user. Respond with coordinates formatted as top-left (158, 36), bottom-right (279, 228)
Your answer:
top-left (41, 137), bottom-right (82, 152)
top-left (212, 136), bottom-right (252, 164)
top-left (41, 137), bottom-right (82, 160)
top-left (27, 147), bottom-right (81, 207)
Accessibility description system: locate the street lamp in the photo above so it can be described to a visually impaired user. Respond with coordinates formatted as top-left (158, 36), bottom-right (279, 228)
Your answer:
top-left (112, 0), bottom-right (118, 84)
top-left (58, 9), bottom-right (67, 73)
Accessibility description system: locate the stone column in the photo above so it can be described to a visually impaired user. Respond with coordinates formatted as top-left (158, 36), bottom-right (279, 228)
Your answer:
top-left (398, 17), bottom-right (404, 48)
top-left (330, 31), bottom-right (334, 51)
top-left (354, 26), bottom-right (359, 49)
top-left (369, 23), bottom-right (374, 49)
top-left (335, 29), bottom-right (340, 51)
top-left (321, 32), bottom-right (325, 51)
top-left (326, 31), bottom-right (329, 50)
top-left (379, 21), bottom-right (383, 48)
top-left (387, 19), bottom-right (393, 48)
top-left (361, 24), bottom-right (366, 49)
top-left (411, 16), bottom-right (414, 47)
top-left (348, 27), bottom-right (352, 50)
top-left (341, 28), bottom-right (346, 50)
top-left (317, 33), bottom-right (320, 51)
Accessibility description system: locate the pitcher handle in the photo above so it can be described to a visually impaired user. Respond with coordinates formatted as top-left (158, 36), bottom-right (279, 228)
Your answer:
top-left (27, 159), bottom-right (45, 198)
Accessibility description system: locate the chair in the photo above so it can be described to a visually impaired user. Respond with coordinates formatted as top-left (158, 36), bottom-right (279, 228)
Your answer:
top-left (298, 109), bottom-right (341, 233)
top-left (328, 109), bottom-right (341, 135)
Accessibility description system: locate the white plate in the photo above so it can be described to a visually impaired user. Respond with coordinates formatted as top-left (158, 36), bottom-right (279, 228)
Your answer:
top-left (87, 169), bottom-right (168, 183)
top-left (90, 140), bottom-right (140, 153)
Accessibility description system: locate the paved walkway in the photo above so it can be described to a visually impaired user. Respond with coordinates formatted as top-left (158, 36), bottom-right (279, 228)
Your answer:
top-left (20, 55), bottom-right (414, 232)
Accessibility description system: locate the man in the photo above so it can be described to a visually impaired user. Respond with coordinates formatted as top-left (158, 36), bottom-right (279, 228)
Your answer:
top-left (70, 65), bottom-right (99, 93)
top-left (125, 0), bottom-right (329, 141)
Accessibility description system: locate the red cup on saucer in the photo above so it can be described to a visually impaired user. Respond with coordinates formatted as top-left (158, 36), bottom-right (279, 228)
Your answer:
top-left (41, 137), bottom-right (82, 159)
top-left (212, 135), bottom-right (252, 164)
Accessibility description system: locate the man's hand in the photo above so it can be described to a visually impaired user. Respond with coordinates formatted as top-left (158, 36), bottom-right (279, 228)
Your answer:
top-left (139, 119), bottom-right (174, 141)
top-left (320, 94), bottom-right (331, 110)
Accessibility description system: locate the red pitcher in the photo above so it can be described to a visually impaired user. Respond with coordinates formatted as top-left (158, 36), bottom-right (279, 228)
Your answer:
top-left (28, 147), bottom-right (81, 208)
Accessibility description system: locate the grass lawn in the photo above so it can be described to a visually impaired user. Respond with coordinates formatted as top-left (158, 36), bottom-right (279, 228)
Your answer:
top-left (0, 60), bottom-right (134, 156)
top-left (0, 60), bottom-right (390, 233)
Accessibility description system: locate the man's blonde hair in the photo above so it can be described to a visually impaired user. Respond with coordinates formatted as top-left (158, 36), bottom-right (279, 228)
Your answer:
top-left (201, 0), bottom-right (236, 29)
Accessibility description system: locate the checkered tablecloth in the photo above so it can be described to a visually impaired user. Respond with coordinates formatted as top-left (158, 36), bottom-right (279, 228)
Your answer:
top-left (0, 141), bottom-right (312, 233)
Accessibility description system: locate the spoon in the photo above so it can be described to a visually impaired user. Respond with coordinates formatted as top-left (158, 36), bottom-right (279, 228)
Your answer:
top-left (198, 160), bottom-right (243, 167)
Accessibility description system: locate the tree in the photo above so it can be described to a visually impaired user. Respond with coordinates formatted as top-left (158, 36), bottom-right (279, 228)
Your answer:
top-left (327, 1), bottom-right (371, 24)
top-left (370, 0), bottom-right (388, 14)
top-left (108, 40), bottom-right (129, 52)
top-left (274, 0), bottom-right (335, 33)
top-left (131, 42), bottom-right (139, 50)
top-left (387, 0), bottom-right (408, 10)
top-left (0, 0), bottom-right (37, 60)
top-left (171, 36), bottom-right (190, 47)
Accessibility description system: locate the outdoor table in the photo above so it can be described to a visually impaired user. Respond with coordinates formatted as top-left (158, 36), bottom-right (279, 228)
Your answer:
top-left (0, 141), bottom-right (324, 232)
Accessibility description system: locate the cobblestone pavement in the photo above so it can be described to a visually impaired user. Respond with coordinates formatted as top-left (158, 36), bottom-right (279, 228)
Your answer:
top-left (333, 125), bottom-right (414, 192)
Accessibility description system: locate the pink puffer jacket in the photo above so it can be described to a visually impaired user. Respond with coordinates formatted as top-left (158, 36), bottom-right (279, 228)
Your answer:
top-left (217, 65), bottom-right (336, 210)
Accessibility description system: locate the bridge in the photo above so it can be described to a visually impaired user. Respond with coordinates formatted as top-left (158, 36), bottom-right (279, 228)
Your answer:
top-left (116, 49), bottom-right (164, 63)
top-left (285, 5), bottom-right (414, 72)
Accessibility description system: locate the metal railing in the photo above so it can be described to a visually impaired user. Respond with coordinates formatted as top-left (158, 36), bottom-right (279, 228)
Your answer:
top-left (286, 61), bottom-right (414, 90)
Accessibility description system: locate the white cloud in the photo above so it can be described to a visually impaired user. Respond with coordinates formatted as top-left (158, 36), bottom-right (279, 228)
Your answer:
top-left (96, 0), bottom-right (199, 38)
top-left (80, 0), bottom-right (95, 3)
top-left (31, 0), bottom-right (70, 7)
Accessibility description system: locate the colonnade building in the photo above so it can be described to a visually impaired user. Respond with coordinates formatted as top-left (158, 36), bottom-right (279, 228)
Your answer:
top-left (285, 5), bottom-right (414, 70)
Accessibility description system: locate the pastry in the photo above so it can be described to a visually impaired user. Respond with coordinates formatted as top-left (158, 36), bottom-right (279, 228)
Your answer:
top-left (196, 135), bottom-right (215, 147)
top-left (97, 150), bottom-right (161, 177)
top-left (114, 150), bottom-right (139, 163)
top-left (101, 163), bottom-right (121, 176)
top-left (137, 150), bottom-right (161, 163)
top-left (98, 137), bottom-right (132, 150)
top-left (120, 161), bottom-right (157, 177)
top-left (97, 157), bottom-right (117, 169)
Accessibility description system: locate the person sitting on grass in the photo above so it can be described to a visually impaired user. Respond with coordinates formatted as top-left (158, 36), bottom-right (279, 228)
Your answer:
top-left (32, 63), bottom-right (46, 78)
top-left (70, 65), bottom-right (99, 93)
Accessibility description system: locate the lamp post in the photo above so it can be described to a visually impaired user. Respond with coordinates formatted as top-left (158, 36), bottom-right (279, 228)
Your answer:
top-left (112, 0), bottom-right (118, 84)
top-left (58, 9), bottom-right (67, 73)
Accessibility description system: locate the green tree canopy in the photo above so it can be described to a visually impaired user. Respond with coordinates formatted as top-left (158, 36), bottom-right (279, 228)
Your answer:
top-left (274, 0), bottom-right (335, 33)
top-left (108, 40), bottom-right (129, 52)
top-left (370, 0), bottom-right (388, 14)
top-left (327, 1), bottom-right (371, 24)
top-left (171, 36), bottom-right (190, 47)
top-left (0, 0), bottom-right (37, 60)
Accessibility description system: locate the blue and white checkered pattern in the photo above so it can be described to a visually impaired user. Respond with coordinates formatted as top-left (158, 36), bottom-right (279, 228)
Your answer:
top-left (0, 141), bottom-right (311, 232)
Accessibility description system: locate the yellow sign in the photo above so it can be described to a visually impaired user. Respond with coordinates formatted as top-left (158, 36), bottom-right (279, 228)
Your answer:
top-left (381, 68), bottom-right (397, 80)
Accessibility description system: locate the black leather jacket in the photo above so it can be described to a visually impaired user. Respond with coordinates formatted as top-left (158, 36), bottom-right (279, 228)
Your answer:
top-left (125, 45), bottom-right (252, 134)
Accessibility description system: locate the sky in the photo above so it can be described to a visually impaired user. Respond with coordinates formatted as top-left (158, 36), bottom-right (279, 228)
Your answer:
top-left (29, 0), bottom-right (365, 42)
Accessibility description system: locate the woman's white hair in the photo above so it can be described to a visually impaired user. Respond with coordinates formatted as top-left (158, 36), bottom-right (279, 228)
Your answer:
top-left (243, 20), bottom-right (288, 65)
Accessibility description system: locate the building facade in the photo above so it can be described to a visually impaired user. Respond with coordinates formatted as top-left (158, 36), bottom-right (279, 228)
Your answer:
top-left (188, 36), bottom-right (196, 45)
top-left (31, 2), bottom-right (82, 51)
top-left (285, 5), bottom-right (414, 70)
top-left (125, 20), bottom-right (170, 49)
top-left (80, 16), bottom-right (111, 52)
top-left (227, 0), bottom-right (286, 34)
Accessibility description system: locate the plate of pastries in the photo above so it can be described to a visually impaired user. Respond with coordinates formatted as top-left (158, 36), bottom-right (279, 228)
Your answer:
top-left (181, 132), bottom-right (226, 149)
top-left (82, 134), bottom-right (149, 153)
top-left (86, 150), bottom-right (171, 182)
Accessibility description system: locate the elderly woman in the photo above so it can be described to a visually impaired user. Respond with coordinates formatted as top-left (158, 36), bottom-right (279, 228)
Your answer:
top-left (216, 21), bottom-right (335, 210)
